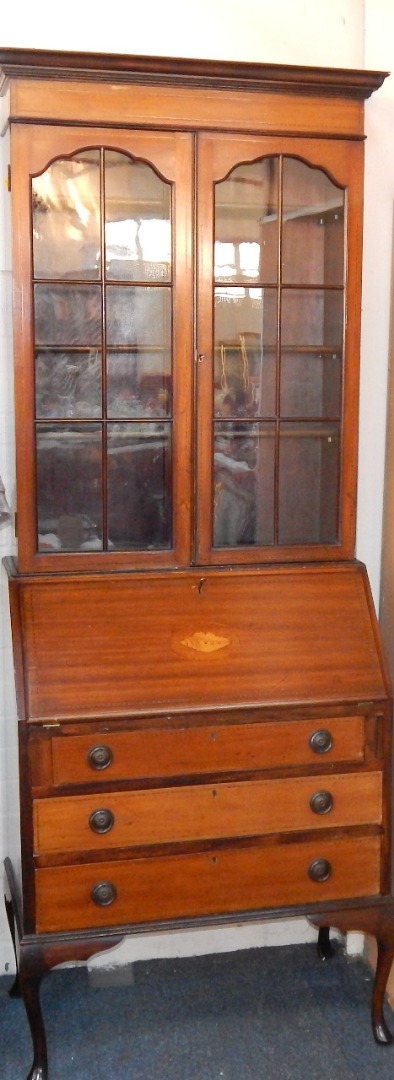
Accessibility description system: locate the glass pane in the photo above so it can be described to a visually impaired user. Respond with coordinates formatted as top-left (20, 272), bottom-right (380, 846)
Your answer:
top-left (215, 158), bottom-right (279, 285)
top-left (35, 284), bottom-right (101, 346)
top-left (281, 289), bottom-right (343, 349)
top-left (214, 288), bottom-right (277, 416)
top-left (280, 351), bottom-right (342, 418)
top-left (35, 351), bottom-right (102, 419)
top-left (278, 422), bottom-right (340, 544)
top-left (36, 423), bottom-right (103, 551)
top-left (213, 422), bottom-right (275, 547)
top-left (107, 351), bottom-right (170, 418)
top-left (106, 285), bottom-right (171, 350)
top-left (107, 422), bottom-right (172, 549)
top-left (32, 150), bottom-right (101, 280)
top-left (282, 158), bottom-right (344, 286)
top-left (105, 151), bottom-right (171, 282)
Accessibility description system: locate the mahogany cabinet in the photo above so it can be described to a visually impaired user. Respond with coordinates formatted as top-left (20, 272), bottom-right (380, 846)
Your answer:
top-left (1, 48), bottom-right (393, 1080)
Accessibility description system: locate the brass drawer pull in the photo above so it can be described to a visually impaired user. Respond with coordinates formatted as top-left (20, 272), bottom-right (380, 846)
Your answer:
top-left (91, 881), bottom-right (117, 907)
top-left (308, 858), bottom-right (332, 883)
top-left (309, 729), bottom-right (333, 754)
top-left (310, 790), bottom-right (334, 815)
top-left (88, 744), bottom-right (113, 771)
top-left (89, 808), bottom-right (115, 834)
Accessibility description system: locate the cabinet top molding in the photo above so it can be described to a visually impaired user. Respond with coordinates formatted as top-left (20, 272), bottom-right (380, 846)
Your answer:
top-left (0, 47), bottom-right (389, 99)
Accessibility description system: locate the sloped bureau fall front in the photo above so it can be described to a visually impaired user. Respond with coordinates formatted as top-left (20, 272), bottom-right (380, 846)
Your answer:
top-left (1, 48), bottom-right (394, 1080)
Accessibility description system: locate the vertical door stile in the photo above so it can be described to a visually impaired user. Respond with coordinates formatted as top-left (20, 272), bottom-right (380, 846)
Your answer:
top-left (191, 131), bottom-right (199, 565)
top-left (172, 130), bottom-right (195, 566)
top-left (100, 147), bottom-right (108, 551)
top-left (274, 154), bottom-right (283, 546)
top-left (195, 135), bottom-right (215, 563)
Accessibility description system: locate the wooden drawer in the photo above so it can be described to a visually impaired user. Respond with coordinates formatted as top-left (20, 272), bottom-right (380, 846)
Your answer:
top-left (35, 834), bottom-right (382, 932)
top-left (33, 771), bottom-right (382, 854)
top-left (33, 714), bottom-right (365, 788)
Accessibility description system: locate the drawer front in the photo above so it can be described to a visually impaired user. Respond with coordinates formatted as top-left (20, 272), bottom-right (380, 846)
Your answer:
top-left (35, 834), bottom-right (382, 933)
top-left (38, 715), bottom-right (365, 788)
top-left (34, 771), bottom-right (382, 854)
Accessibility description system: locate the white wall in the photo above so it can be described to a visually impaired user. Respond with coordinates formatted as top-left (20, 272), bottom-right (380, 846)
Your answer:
top-left (358, 1), bottom-right (394, 602)
top-left (0, 0), bottom-right (393, 972)
top-left (0, 0), bottom-right (364, 65)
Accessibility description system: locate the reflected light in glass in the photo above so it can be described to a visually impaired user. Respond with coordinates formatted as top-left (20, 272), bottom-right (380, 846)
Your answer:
top-left (106, 218), bottom-right (171, 265)
top-left (239, 242), bottom-right (260, 277)
top-left (214, 241), bottom-right (236, 279)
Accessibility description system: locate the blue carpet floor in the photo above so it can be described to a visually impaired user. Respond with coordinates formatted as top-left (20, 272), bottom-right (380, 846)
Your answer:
top-left (2, 942), bottom-right (394, 1079)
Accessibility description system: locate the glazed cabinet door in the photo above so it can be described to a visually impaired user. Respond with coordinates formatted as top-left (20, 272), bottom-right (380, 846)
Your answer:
top-left (195, 134), bottom-right (363, 564)
top-left (11, 125), bottom-right (194, 572)
top-left (11, 123), bottom-right (363, 572)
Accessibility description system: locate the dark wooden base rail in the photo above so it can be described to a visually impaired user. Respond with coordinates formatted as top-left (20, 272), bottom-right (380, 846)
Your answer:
top-left (5, 858), bottom-right (394, 1080)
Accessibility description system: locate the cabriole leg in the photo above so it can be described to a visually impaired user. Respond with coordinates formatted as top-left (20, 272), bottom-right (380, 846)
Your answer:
top-left (19, 951), bottom-right (48, 1080)
top-left (4, 892), bottom-right (21, 998)
top-left (309, 901), bottom-right (394, 1045)
top-left (372, 940), bottom-right (394, 1045)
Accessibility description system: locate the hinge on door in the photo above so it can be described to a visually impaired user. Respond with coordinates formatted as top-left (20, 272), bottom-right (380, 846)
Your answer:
top-left (14, 511), bottom-right (17, 537)
top-left (7, 164), bottom-right (11, 192)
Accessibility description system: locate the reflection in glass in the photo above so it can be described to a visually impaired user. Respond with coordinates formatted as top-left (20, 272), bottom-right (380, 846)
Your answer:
top-left (106, 285), bottom-right (171, 349)
top-left (214, 288), bottom-right (277, 417)
top-left (105, 151), bottom-right (171, 282)
top-left (282, 158), bottom-right (344, 286)
top-left (215, 158), bottom-right (279, 285)
top-left (278, 422), bottom-right (339, 544)
top-left (32, 146), bottom-right (175, 557)
top-left (32, 150), bottom-right (101, 280)
top-left (107, 352), bottom-right (171, 418)
top-left (36, 423), bottom-right (102, 551)
top-left (212, 155), bottom-right (345, 550)
top-left (107, 422), bottom-right (172, 549)
top-left (34, 284), bottom-right (102, 346)
top-left (35, 351), bottom-right (102, 419)
top-left (281, 289), bottom-right (343, 349)
top-left (280, 351), bottom-right (341, 418)
top-left (213, 422), bottom-right (275, 547)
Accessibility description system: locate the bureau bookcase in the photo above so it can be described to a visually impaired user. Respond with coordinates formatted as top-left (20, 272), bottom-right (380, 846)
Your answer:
top-left (1, 48), bottom-right (394, 1080)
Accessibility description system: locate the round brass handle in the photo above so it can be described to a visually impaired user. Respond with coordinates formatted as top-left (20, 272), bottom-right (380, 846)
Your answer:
top-left (89, 808), bottom-right (115, 834)
top-left (310, 790), bottom-right (334, 815)
top-left (309, 729), bottom-right (333, 755)
top-left (88, 744), bottom-right (113, 771)
top-left (91, 881), bottom-right (117, 907)
top-left (308, 858), bottom-right (332, 883)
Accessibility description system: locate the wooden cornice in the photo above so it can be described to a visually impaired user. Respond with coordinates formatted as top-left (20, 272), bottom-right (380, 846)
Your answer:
top-left (0, 47), bottom-right (389, 100)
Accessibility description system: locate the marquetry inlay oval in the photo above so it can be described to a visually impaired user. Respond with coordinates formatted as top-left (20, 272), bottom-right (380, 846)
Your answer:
top-left (180, 631), bottom-right (231, 654)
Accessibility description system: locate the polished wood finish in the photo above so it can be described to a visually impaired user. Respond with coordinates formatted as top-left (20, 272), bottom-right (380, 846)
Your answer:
top-left (31, 713), bottom-right (366, 788)
top-left (195, 134), bottom-right (363, 564)
top-left (1, 48), bottom-right (393, 1080)
top-left (0, 57), bottom-right (375, 573)
top-left (10, 124), bottom-right (194, 574)
top-left (33, 771), bottom-right (382, 854)
top-left (7, 562), bottom-right (389, 720)
top-left (35, 835), bottom-right (382, 934)
top-left (0, 48), bottom-right (386, 98)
